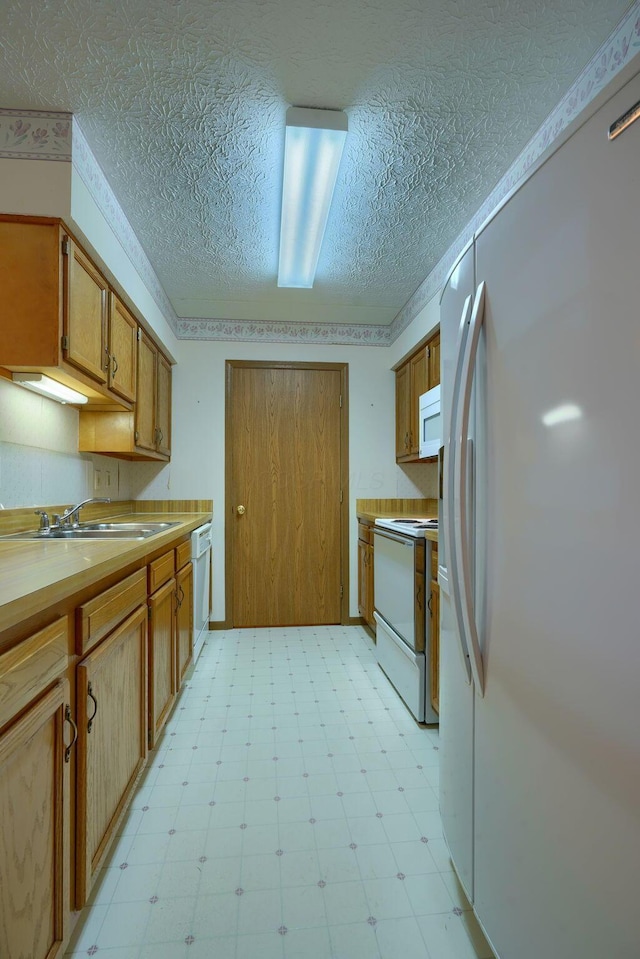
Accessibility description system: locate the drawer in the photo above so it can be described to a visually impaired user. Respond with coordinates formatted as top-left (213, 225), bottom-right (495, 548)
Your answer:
top-left (76, 569), bottom-right (147, 656)
top-left (148, 549), bottom-right (176, 594)
top-left (430, 543), bottom-right (438, 581)
top-left (176, 539), bottom-right (191, 571)
top-left (415, 540), bottom-right (426, 574)
top-left (0, 617), bottom-right (68, 730)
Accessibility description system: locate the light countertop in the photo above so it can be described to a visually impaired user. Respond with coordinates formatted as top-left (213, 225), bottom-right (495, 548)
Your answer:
top-left (0, 512), bottom-right (211, 635)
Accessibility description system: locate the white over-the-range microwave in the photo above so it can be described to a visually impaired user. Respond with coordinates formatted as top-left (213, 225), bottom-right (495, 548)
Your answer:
top-left (419, 384), bottom-right (441, 458)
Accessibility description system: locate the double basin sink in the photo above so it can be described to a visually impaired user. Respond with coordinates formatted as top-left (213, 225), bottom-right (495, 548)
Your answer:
top-left (0, 521), bottom-right (181, 541)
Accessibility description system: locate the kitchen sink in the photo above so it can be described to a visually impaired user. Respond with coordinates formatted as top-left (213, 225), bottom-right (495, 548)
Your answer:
top-left (0, 521), bottom-right (181, 541)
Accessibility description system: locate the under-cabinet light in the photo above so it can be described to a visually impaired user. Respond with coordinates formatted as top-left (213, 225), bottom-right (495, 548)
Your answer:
top-left (277, 106), bottom-right (348, 289)
top-left (12, 373), bottom-right (89, 405)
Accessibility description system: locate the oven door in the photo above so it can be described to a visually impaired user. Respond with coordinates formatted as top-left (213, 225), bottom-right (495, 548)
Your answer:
top-left (373, 528), bottom-right (423, 652)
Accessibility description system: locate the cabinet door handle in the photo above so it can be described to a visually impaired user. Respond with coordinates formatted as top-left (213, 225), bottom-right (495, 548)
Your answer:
top-left (87, 682), bottom-right (98, 733)
top-left (104, 346), bottom-right (110, 371)
top-left (428, 593), bottom-right (433, 615)
top-left (64, 704), bottom-right (78, 763)
top-left (175, 587), bottom-right (182, 610)
top-left (179, 585), bottom-right (185, 605)
top-left (111, 354), bottom-right (119, 376)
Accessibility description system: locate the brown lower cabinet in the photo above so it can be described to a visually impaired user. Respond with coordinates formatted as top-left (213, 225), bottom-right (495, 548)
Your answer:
top-left (0, 531), bottom-right (199, 953)
top-left (357, 520), bottom-right (376, 634)
top-left (75, 604), bottom-right (148, 906)
top-left (0, 619), bottom-right (71, 959)
top-left (148, 545), bottom-right (194, 749)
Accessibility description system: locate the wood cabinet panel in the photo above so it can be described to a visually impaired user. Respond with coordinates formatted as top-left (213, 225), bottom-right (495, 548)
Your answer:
top-left (0, 617), bottom-right (68, 730)
top-left (0, 680), bottom-right (70, 959)
top-left (428, 332), bottom-right (440, 388)
top-left (148, 578), bottom-right (176, 748)
top-left (395, 362), bottom-right (411, 458)
top-left (156, 352), bottom-right (172, 457)
top-left (108, 293), bottom-right (137, 403)
top-left (357, 522), bottom-right (375, 633)
top-left (176, 562), bottom-right (193, 686)
top-left (63, 237), bottom-right (108, 384)
top-left (76, 569), bottom-right (147, 656)
top-left (149, 550), bottom-right (176, 594)
top-left (135, 329), bottom-right (157, 453)
top-left (76, 605), bottom-right (147, 906)
top-left (175, 540), bottom-right (191, 571)
top-left (409, 348), bottom-right (428, 456)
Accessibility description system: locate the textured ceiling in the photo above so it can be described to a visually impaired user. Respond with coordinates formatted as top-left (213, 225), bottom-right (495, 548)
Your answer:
top-left (0, 0), bottom-right (632, 329)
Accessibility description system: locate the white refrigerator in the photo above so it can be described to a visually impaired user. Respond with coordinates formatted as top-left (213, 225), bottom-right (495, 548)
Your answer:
top-left (438, 65), bottom-right (640, 959)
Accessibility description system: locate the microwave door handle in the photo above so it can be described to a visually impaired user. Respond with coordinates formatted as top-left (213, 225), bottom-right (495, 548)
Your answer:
top-left (446, 293), bottom-right (473, 683)
top-left (454, 281), bottom-right (486, 695)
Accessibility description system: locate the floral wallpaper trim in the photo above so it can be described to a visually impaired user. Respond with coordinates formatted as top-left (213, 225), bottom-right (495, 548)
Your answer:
top-left (0, 109), bottom-right (72, 161)
top-left (177, 317), bottom-right (392, 347)
top-left (389, 3), bottom-right (640, 341)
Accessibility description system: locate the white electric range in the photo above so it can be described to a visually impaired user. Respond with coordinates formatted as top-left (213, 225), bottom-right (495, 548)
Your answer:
top-left (373, 517), bottom-right (438, 724)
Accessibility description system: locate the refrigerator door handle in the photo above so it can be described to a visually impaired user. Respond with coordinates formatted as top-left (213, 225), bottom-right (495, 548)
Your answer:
top-left (445, 293), bottom-right (473, 683)
top-left (454, 280), bottom-right (486, 694)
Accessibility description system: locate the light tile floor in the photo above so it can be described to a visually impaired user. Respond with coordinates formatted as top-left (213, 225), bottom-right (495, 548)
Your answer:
top-left (65, 625), bottom-right (494, 959)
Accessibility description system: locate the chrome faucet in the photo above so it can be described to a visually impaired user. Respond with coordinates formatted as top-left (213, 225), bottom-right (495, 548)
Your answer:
top-left (56, 497), bottom-right (111, 528)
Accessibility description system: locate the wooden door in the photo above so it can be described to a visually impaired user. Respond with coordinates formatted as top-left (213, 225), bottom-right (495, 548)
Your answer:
top-left (176, 562), bottom-right (193, 685)
top-left (108, 293), bottom-right (137, 403)
top-left (228, 363), bottom-right (346, 627)
top-left (0, 681), bottom-right (70, 959)
top-left (155, 352), bottom-right (172, 456)
top-left (76, 605), bottom-right (147, 906)
top-left (63, 237), bottom-right (108, 384)
top-left (148, 578), bottom-right (176, 747)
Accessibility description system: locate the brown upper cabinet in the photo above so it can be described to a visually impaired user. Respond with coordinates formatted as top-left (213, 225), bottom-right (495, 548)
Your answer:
top-left (0, 217), bottom-right (132, 410)
top-left (107, 293), bottom-right (137, 403)
top-left (395, 330), bottom-right (440, 463)
top-left (79, 328), bottom-right (172, 461)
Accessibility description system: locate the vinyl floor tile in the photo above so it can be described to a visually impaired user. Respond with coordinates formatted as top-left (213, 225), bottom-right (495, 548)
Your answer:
top-left (65, 627), bottom-right (492, 958)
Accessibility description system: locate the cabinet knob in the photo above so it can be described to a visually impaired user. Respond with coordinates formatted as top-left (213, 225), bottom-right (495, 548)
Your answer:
top-left (236, 505), bottom-right (246, 515)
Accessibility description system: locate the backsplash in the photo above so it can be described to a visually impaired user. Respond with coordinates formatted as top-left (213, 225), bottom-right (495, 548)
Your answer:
top-left (0, 377), bottom-right (133, 508)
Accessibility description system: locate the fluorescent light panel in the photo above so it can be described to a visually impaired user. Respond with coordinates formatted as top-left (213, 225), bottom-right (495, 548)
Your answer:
top-left (278, 107), bottom-right (348, 289)
top-left (12, 373), bottom-right (89, 405)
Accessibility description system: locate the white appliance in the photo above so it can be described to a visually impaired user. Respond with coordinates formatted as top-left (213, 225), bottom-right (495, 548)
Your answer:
top-left (373, 517), bottom-right (438, 724)
top-left (438, 68), bottom-right (640, 958)
top-left (191, 521), bottom-right (212, 663)
top-left (418, 383), bottom-right (441, 459)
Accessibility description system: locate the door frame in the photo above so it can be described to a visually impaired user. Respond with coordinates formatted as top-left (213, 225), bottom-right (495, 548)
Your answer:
top-left (225, 360), bottom-right (350, 628)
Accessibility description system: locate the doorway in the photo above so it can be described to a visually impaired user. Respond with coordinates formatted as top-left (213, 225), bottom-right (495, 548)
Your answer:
top-left (225, 361), bottom-right (349, 627)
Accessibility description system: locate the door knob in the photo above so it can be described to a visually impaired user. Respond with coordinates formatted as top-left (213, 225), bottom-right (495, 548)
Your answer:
top-left (236, 505), bottom-right (246, 515)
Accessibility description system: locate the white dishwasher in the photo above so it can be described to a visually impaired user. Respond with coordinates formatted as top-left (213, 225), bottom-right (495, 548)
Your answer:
top-left (191, 522), bottom-right (212, 663)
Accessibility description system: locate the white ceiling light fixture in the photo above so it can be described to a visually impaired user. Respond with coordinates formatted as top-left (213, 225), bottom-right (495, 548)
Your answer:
top-left (278, 106), bottom-right (348, 289)
top-left (12, 373), bottom-right (89, 405)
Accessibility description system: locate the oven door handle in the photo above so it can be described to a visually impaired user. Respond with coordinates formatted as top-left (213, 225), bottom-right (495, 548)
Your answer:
top-left (373, 528), bottom-right (416, 547)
